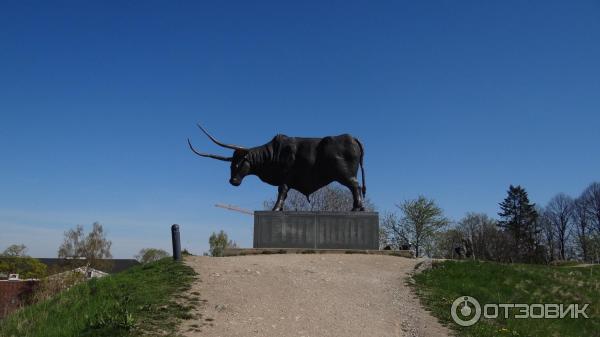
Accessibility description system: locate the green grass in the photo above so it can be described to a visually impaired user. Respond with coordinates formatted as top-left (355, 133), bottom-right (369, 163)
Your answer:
top-left (0, 258), bottom-right (198, 337)
top-left (412, 260), bottom-right (600, 337)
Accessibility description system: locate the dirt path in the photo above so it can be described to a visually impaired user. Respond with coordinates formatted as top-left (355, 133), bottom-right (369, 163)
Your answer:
top-left (181, 254), bottom-right (451, 337)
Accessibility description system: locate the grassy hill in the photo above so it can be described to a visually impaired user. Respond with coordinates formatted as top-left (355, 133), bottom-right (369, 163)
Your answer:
top-left (0, 259), bottom-right (198, 337)
top-left (412, 260), bottom-right (600, 337)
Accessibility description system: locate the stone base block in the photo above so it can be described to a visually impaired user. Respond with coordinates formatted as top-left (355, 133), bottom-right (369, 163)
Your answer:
top-left (254, 211), bottom-right (379, 250)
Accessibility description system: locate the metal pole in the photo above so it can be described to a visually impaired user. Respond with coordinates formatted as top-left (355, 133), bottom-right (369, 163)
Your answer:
top-left (171, 224), bottom-right (182, 261)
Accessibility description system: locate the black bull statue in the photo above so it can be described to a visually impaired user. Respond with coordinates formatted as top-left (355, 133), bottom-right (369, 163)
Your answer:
top-left (187, 124), bottom-right (367, 211)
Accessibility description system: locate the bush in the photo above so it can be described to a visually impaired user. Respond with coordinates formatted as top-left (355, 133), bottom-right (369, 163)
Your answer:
top-left (0, 256), bottom-right (47, 279)
top-left (208, 230), bottom-right (237, 257)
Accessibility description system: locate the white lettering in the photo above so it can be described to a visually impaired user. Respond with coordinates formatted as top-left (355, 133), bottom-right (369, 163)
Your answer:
top-left (560, 304), bottom-right (574, 318)
top-left (498, 303), bottom-right (514, 319)
top-left (574, 304), bottom-right (589, 319)
top-left (514, 304), bottom-right (528, 319)
top-left (545, 304), bottom-right (559, 318)
top-left (484, 304), bottom-right (498, 318)
top-left (530, 304), bottom-right (544, 318)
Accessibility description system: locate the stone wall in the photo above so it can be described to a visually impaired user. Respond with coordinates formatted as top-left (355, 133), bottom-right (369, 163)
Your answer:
top-left (0, 280), bottom-right (38, 319)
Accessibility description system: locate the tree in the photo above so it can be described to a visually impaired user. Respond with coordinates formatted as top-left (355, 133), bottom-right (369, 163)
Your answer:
top-left (580, 182), bottom-right (600, 262)
top-left (457, 213), bottom-right (505, 261)
top-left (544, 193), bottom-right (573, 260)
top-left (209, 230), bottom-right (238, 257)
top-left (582, 182), bottom-right (600, 233)
top-left (573, 196), bottom-right (592, 261)
top-left (380, 212), bottom-right (409, 249)
top-left (135, 248), bottom-right (169, 264)
top-left (0, 256), bottom-right (46, 279)
top-left (58, 225), bottom-right (85, 258)
top-left (396, 196), bottom-right (449, 258)
top-left (429, 213), bottom-right (512, 262)
top-left (430, 228), bottom-right (464, 259)
top-left (478, 223), bottom-right (513, 262)
top-left (263, 184), bottom-right (375, 212)
top-left (58, 222), bottom-right (112, 270)
top-left (539, 209), bottom-right (556, 261)
top-left (2, 244), bottom-right (28, 257)
top-left (1, 243), bottom-right (46, 278)
top-left (85, 222), bottom-right (112, 260)
top-left (498, 185), bottom-right (540, 263)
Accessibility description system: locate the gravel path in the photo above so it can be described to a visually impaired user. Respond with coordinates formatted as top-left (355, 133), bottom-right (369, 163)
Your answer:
top-left (181, 254), bottom-right (451, 337)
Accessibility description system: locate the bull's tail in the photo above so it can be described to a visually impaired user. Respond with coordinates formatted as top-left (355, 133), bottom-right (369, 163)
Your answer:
top-left (355, 138), bottom-right (366, 197)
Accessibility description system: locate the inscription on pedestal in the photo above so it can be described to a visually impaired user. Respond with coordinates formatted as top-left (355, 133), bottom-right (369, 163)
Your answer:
top-left (254, 211), bottom-right (379, 250)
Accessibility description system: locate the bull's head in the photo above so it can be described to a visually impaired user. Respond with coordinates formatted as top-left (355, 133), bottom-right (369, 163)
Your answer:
top-left (187, 124), bottom-right (251, 186)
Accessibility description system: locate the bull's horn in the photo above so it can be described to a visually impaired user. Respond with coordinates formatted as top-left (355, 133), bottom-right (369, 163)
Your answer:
top-left (197, 124), bottom-right (247, 151)
top-left (187, 139), bottom-right (232, 162)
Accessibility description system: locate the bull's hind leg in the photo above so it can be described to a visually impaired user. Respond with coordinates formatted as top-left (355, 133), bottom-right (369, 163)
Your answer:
top-left (341, 178), bottom-right (364, 211)
top-left (272, 184), bottom-right (289, 211)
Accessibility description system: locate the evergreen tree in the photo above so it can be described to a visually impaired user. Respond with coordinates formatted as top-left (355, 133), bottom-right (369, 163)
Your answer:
top-left (497, 185), bottom-right (540, 262)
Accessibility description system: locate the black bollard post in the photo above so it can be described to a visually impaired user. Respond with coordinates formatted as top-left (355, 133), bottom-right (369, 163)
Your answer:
top-left (171, 224), bottom-right (182, 261)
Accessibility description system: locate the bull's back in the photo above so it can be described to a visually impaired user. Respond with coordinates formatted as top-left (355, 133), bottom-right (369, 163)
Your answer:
top-left (283, 134), bottom-right (361, 193)
top-left (318, 134), bottom-right (359, 158)
top-left (288, 134), bottom-right (358, 166)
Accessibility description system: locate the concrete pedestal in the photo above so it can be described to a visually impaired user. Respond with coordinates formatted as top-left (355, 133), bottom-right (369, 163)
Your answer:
top-left (254, 211), bottom-right (379, 250)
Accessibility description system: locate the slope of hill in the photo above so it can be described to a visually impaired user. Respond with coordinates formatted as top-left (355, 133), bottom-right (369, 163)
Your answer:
top-left (413, 260), bottom-right (600, 337)
top-left (0, 259), bottom-right (197, 337)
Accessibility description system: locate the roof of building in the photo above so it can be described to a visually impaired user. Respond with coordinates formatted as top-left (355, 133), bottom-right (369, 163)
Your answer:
top-left (36, 258), bottom-right (140, 274)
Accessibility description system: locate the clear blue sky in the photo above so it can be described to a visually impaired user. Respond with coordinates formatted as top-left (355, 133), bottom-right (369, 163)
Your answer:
top-left (1, 1), bottom-right (599, 258)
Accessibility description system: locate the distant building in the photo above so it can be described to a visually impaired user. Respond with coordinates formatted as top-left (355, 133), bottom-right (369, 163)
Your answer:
top-left (47, 266), bottom-right (109, 280)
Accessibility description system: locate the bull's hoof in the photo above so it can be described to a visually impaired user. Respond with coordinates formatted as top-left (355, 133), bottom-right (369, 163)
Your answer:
top-left (272, 206), bottom-right (284, 211)
top-left (351, 207), bottom-right (365, 211)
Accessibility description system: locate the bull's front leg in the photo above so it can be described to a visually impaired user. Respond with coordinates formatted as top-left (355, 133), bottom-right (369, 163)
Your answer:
top-left (272, 184), bottom-right (289, 211)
